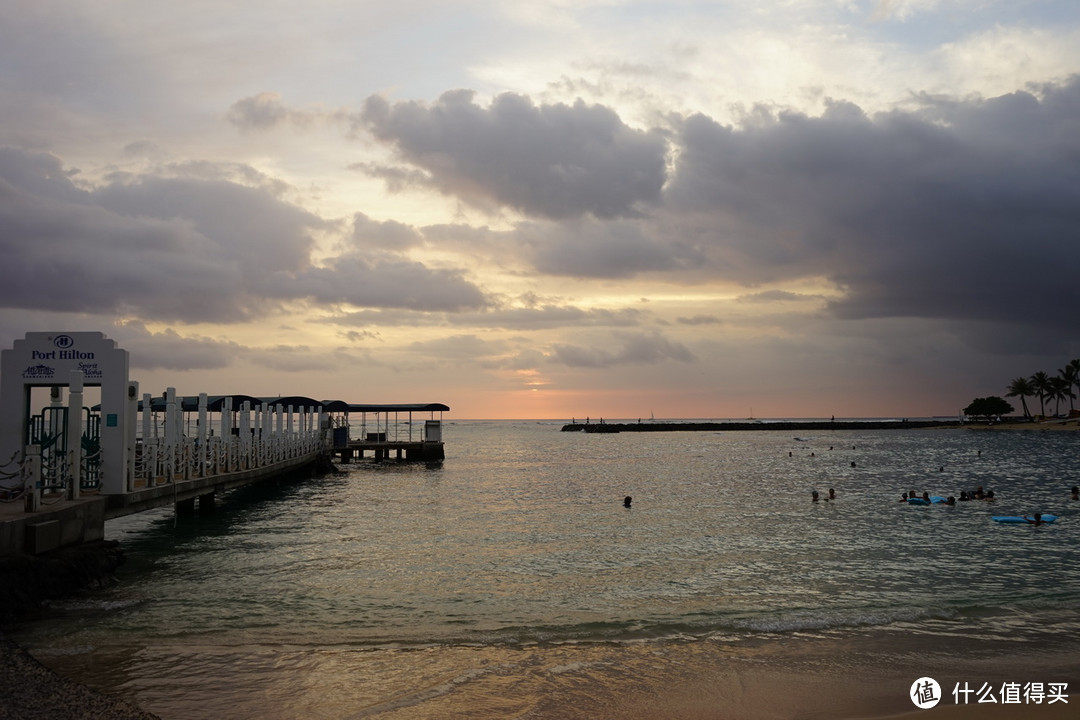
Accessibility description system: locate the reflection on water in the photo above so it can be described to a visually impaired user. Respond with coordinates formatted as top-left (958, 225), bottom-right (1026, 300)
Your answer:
top-left (12, 423), bottom-right (1080, 718)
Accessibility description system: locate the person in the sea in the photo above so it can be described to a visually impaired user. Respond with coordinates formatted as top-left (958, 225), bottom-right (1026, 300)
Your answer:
top-left (959, 491), bottom-right (970, 501)
top-left (945, 496), bottom-right (956, 506)
top-left (983, 490), bottom-right (996, 502)
top-left (974, 486), bottom-right (985, 499)
top-left (1071, 486), bottom-right (1079, 501)
top-left (828, 488), bottom-right (836, 500)
top-left (899, 492), bottom-right (909, 503)
top-left (1025, 513), bottom-right (1045, 526)
top-left (623, 496), bottom-right (632, 508)
top-left (921, 492), bottom-right (931, 502)
top-left (812, 490), bottom-right (819, 502)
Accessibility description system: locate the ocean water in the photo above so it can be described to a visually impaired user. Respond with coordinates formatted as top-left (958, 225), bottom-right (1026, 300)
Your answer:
top-left (11, 421), bottom-right (1080, 718)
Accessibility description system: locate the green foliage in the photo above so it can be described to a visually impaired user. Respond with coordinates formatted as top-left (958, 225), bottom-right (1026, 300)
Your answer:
top-left (963, 396), bottom-right (1014, 420)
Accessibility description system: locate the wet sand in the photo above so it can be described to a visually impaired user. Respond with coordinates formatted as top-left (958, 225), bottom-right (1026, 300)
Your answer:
top-left (0, 633), bottom-right (158, 719)
top-left (968, 418), bottom-right (1080, 432)
top-left (3, 628), bottom-right (1075, 719)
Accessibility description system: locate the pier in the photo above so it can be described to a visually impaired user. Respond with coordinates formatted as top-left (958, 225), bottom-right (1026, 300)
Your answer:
top-left (0, 332), bottom-right (448, 555)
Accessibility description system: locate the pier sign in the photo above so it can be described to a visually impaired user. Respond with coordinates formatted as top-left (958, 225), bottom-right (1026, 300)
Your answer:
top-left (1, 332), bottom-right (132, 494)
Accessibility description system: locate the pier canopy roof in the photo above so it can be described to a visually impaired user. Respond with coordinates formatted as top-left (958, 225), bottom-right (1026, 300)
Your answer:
top-left (346, 403), bottom-right (450, 414)
top-left (136, 395), bottom-right (264, 412)
top-left (129, 396), bottom-right (448, 414)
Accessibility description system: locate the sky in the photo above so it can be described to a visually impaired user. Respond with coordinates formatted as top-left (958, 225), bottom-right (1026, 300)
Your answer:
top-left (2, 1), bottom-right (1079, 420)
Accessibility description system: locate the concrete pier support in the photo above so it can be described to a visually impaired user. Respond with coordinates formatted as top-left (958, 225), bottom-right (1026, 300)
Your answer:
top-left (175, 497), bottom-right (196, 515)
top-left (198, 492), bottom-right (215, 512)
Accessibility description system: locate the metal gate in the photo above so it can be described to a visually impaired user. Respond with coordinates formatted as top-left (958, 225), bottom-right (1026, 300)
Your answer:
top-left (27, 406), bottom-right (102, 492)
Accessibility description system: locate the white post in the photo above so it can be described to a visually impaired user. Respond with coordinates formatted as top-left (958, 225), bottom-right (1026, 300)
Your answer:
top-left (23, 445), bottom-right (41, 512)
top-left (275, 405), bottom-right (284, 461)
top-left (164, 388), bottom-right (177, 482)
top-left (142, 392), bottom-right (153, 485)
top-left (239, 401), bottom-right (250, 469)
top-left (287, 405), bottom-right (294, 457)
top-left (198, 393), bottom-right (208, 478)
top-left (126, 381), bottom-right (139, 492)
top-left (67, 371), bottom-right (84, 499)
top-left (222, 398), bottom-right (233, 472)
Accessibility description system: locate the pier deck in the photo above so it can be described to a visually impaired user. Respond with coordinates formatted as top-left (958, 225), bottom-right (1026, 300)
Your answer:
top-left (0, 452), bottom-right (324, 555)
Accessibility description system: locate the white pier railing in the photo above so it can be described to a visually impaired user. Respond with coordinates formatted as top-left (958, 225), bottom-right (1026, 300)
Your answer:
top-left (129, 389), bottom-right (327, 490)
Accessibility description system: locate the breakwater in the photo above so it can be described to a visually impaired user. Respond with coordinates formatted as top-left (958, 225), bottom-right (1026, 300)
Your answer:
top-left (561, 419), bottom-right (962, 433)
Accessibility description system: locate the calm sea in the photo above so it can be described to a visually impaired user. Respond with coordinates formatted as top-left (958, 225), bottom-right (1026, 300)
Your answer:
top-left (10, 421), bottom-right (1080, 718)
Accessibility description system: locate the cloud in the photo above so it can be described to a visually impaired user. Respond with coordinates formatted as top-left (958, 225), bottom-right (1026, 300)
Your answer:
top-left (663, 77), bottom-right (1080, 333)
top-left (348, 212), bottom-right (425, 251)
top-left (449, 303), bottom-right (644, 330)
top-left (513, 218), bottom-right (692, 277)
top-left (550, 330), bottom-right (694, 368)
top-left (357, 90), bottom-right (668, 219)
top-left (676, 315), bottom-right (724, 325)
top-left (227, 92), bottom-right (295, 131)
top-left (282, 256), bottom-right (489, 312)
top-left (0, 147), bottom-right (491, 320)
top-left (112, 323), bottom-right (238, 371)
top-left (0, 149), bottom-right (253, 322)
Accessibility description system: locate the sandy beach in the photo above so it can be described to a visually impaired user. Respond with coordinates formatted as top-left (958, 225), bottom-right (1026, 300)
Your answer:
top-left (3, 626), bottom-right (1076, 719)
top-left (967, 418), bottom-right (1080, 432)
top-left (0, 633), bottom-right (158, 720)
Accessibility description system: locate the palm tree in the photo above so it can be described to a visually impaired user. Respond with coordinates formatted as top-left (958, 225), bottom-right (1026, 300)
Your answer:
top-left (1063, 359), bottom-right (1080, 415)
top-left (1048, 376), bottom-right (1073, 417)
top-left (1006, 377), bottom-right (1034, 419)
top-left (1030, 371), bottom-right (1052, 418)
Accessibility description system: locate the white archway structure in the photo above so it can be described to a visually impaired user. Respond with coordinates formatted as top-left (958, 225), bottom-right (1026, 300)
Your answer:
top-left (1, 332), bottom-right (133, 495)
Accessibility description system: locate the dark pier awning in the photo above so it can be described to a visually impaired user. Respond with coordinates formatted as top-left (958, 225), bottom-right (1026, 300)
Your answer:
top-left (345, 403), bottom-right (450, 413)
top-left (131, 396), bottom-right (449, 413)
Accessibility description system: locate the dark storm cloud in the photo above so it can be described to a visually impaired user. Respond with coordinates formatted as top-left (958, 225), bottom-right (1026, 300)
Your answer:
top-left (550, 331), bottom-right (694, 368)
top-left (514, 219), bottom-right (692, 278)
top-left (0, 147), bottom-right (491, 322)
top-left (358, 90), bottom-right (668, 219)
top-left (664, 77), bottom-right (1080, 331)
top-left (0, 149), bottom-right (251, 322)
top-left (450, 304), bottom-right (644, 330)
top-left (283, 256), bottom-right (488, 312)
top-left (321, 299), bottom-right (643, 331)
top-left (349, 212), bottom-right (425, 251)
top-left (113, 323), bottom-right (237, 371)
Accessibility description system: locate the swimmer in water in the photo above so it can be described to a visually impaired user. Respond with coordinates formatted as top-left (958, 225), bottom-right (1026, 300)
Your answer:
top-left (623, 496), bottom-right (632, 508)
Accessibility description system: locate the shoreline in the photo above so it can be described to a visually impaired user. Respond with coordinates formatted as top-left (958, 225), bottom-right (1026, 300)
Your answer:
top-left (7, 624), bottom-right (1075, 719)
top-left (0, 632), bottom-right (159, 720)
